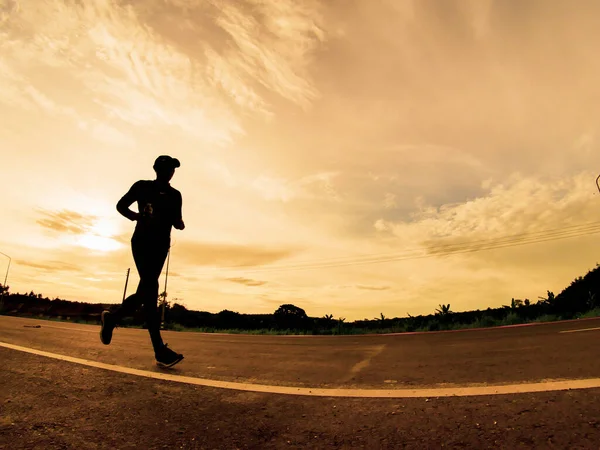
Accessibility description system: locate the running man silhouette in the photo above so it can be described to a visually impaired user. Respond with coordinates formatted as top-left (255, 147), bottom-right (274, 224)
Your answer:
top-left (100, 155), bottom-right (184, 368)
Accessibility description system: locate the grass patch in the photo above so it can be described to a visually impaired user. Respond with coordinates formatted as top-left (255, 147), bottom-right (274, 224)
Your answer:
top-left (533, 314), bottom-right (561, 323)
top-left (500, 312), bottom-right (525, 326)
top-left (577, 308), bottom-right (600, 319)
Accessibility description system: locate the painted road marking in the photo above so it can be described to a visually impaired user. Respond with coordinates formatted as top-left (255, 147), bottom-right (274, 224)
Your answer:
top-left (2, 341), bottom-right (600, 398)
top-left (560, 327), bottom-right (600, 334)
top-left (32, 324), bottom-right (99, 333)
top-left (341, 344), bottom-right (386, 383)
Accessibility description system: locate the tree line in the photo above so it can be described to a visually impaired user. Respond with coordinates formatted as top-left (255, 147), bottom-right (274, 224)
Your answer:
top-left (2, 264), bottom-right (600, 334)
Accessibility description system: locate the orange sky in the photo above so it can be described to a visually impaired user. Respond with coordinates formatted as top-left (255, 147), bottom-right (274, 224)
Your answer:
top-left (2, 0), bottom-right (600, 321)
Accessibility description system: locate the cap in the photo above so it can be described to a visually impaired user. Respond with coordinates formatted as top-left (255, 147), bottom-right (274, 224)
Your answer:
top-left (153, 155), bottom-right (181, 170)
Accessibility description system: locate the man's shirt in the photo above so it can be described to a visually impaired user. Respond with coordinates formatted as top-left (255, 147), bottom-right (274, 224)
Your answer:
top-left (118, 180), bottom-right (183, 243)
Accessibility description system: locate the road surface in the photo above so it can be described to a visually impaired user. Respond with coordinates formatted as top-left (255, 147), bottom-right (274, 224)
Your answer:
top-left (1, 315), bottom-right (600, 448)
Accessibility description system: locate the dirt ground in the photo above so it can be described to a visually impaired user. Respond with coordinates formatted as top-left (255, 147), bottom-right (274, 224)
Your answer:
top-left (2, 348), bottom-right (600, 450)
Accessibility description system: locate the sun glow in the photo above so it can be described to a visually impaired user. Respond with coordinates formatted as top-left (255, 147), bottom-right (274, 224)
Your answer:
top-left (77, 234), bottom-right (122, 252)
top-left (77, 217), bottom-right (123, 252)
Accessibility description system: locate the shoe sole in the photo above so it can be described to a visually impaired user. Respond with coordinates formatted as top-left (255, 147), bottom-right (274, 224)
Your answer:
top-left (100, 311), bottom-right (112, 345)
top-left (156, 355), bottom-right (184, 369)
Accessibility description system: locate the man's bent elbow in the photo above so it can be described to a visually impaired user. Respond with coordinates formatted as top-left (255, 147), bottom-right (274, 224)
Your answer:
top-left (116, 201), bottom-right (134, 221)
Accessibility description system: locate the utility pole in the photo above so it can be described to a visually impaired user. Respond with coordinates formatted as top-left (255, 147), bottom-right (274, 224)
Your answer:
top-left (160, 248), bottom-right (171, 329)
top-left (0, 251), bottom-right (11, 310)
top-left (122, 268), bottom-right (130, 301)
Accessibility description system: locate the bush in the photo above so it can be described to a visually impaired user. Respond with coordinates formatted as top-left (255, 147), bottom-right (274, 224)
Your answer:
top-left (577, 308), bottom-right (600, 319)
top-left (501, 312), bottom-right (523, 326)
top-left (426, 320), bottom-right (440, 331)
top-left (472, 315), bottom-right (498, 328)
top-left (163, 322), bottom-right (185, 332)
top-left (534, 314), bottom-right (560, 323)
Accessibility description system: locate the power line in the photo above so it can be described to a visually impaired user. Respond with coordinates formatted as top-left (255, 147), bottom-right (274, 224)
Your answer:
top-left (208, 221), bottom-right (600, 271)
top-left (238, 227), bottom-right (600, 273)
top-left (201, 220), bottom-right (600, 274)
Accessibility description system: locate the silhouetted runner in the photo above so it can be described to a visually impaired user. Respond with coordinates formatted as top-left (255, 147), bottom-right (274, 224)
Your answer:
top-left (100, 155), bottom-right (185, 368)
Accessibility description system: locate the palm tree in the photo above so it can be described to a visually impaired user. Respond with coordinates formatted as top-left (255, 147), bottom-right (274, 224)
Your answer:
top-left (435, 304), bottom-right (451, 316)
top-left (323, 314), bottom-right (335, 328)
top-left (337, 317), bottom-right (346, 334)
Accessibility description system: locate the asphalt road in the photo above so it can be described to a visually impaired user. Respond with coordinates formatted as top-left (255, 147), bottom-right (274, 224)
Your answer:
top-left (1, 315), bottom-right (600, 388)
top-left (2, 315), bottom-right (600, 448)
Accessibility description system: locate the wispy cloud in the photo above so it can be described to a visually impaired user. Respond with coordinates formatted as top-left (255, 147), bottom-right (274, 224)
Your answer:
top-left (177, 241), bottom-right (297, 268)
top-left (251, 172), bottom-right (340, 202)
top-left (205, 0), bottom-right (325, 109)
top-left (36, 209), bottom-right (98, 235)
top-left (16, 260), bottom-right (83, 273)
top-left (0, 0), bottom-right (327, 148)
top-left (35, 209), bottom-right (123, 252)
top-left (356, 284), bottom-right (390, 291)
top-left (224, 277), bottom-right (268, 287)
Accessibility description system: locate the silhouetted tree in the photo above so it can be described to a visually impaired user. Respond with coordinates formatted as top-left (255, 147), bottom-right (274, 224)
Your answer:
top-left (337, 317), bottom-right (346, 334)
top-left (435, 304), bottom-right (451, 316)
top-left (323, 314), bottom-right (335, 328)
top-left (375, 312), bottom-right (386, 328)
top-left (217, 309), bottom-right (242, 328)
top-left (274, 304), bottom-right (308, 330)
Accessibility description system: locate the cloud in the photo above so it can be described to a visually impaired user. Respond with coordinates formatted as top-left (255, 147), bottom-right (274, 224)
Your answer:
top-left (356, 284), bottom-right (390, 291)
top-left (375, 172), bottom-right (600, 256)
top-left (251, 171), bottom-right (340, 202)
top-left (78, 120), bottom-right (136, 148)
top-left (177, 241), bottom-right (296, 267)
top-left (383, 193), bottom-right (397, 210)
top-left (36, 209), bottom-right (98, 235)
top-left (251, 176), bottom-right (297, 202)
top-left (16, 260), bottom-right (83, 273)
top-left (204, 0), bottom-right (326, 109)
top-left (224, 277), bottom-right (267, 287)
top-left (256, 293), bottom-right (311, 309)
top-left (0, 0), bottom-right (328, 148)
top-left (34, 209), bottom-right (124, 252)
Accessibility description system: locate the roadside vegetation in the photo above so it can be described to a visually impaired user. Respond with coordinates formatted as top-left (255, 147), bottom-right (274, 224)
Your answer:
top-left (2, 264), bottom-right (600, 335)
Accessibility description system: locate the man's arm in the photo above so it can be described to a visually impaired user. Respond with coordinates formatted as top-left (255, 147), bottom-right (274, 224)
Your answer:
top-left (116, 181), bottom-right (141, 222)
top-left (173, 191), bottom-right (185, 230)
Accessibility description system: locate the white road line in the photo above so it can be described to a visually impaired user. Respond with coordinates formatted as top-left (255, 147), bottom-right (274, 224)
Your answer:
top-left (341, 344), bottom-right (386, 383)
top-left (560, 327), bottom-right (600, 334)
top-left (2, 341), bottom-right (600, 398)
top-left (34, 324), bottom-right (99, 333)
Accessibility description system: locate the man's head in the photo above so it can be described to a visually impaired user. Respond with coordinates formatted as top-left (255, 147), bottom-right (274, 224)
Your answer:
top-left (153, 155), bottom-right (180, 182)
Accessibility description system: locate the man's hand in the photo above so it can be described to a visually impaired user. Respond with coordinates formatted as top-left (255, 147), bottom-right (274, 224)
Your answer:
top-left (174, 219), bottom-right (185, 230)
top-left (118, 208), bottom-right (140, 222)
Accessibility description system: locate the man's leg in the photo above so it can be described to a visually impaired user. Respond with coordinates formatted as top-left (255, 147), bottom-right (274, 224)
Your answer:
top-left (133, 239), bottom-right (168, 352)
top-left (134, 239), bottom-right (183, 367)
top-left (100, 242), bottom-right (144, 345)
top-left (111, 293), bottom-right (142, 322)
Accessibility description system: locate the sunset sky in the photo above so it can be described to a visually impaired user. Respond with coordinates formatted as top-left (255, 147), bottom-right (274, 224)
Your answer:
top-left (2, 0), bottom-right (600, 321)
